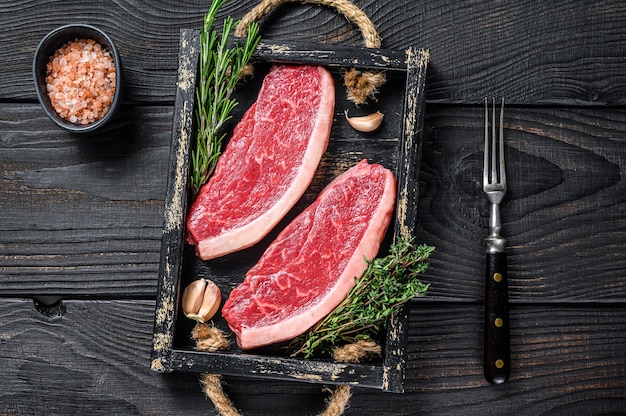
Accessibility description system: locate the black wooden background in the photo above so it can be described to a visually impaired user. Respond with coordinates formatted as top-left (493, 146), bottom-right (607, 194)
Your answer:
top-left (1, 0), bottom-right (625, 415)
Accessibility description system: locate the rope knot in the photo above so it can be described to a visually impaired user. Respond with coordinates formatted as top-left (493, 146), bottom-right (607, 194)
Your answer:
top-left (234, 0), bottom-right (387, 105)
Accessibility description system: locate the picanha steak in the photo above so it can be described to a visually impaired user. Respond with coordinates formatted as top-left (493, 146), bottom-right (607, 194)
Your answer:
top-left (186, 65), bottom-right (335, 260)
top-left (222, 159), bottom-right (397, 350)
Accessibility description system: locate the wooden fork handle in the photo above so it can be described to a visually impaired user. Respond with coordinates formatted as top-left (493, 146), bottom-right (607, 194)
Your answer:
top-left (483, 251), bottom-right (510, 384)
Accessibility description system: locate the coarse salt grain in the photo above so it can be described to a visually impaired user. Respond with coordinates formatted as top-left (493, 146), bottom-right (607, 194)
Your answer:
top-left (45, 38), bottom-right (116, 125)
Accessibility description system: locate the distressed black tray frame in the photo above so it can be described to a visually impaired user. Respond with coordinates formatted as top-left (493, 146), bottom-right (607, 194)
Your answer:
top-left (151, 29), bottom-right (429, 393)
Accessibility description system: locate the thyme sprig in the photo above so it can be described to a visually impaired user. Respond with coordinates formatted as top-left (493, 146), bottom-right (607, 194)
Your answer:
top-left (191, 0), bottom-right (260, 195)
top-left (290, 237), bottom-right (433, 358)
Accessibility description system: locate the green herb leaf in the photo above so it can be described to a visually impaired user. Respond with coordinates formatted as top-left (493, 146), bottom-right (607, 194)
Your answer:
top-left (289, 237), bottom-right (433, 358)
top-left (191, 0), bottom-right (260, 195)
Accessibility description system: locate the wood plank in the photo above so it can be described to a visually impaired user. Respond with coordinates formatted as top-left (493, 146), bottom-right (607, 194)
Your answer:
top-left (3, 0), bottom-right (626, 104)
top-left (0, 300), bottom-right (624, 415)
top-left (2, 104), bottom-right (626, 303)
top-left (0, 104), bottom-right (172, 298)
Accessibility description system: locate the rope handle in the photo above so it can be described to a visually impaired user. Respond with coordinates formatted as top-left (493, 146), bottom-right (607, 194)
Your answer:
top-left (192, 322), bottom-right (379, 415)
top-left (234, 0), bottom-right (387, 104)
top-left (234, 0), bottom-right (381, 48)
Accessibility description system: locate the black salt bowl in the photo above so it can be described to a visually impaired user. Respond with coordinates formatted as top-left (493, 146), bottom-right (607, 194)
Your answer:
top-left (33, 24), bottom-right (122, 133)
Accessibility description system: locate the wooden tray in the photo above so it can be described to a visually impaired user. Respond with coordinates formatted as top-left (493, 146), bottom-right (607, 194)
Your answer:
top-left (151, 29), bottom-right (429, 393)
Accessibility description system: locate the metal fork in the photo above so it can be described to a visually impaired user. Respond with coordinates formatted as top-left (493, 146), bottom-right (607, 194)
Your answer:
top-left (483, 97), bottom-right (510, 384)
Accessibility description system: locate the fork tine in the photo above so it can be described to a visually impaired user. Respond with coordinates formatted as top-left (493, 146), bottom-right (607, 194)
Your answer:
top-left (483, 98), bottom-right (506, 186)
top-left (498, 98), bottom-right (506, 185)
top-left (491, 97), bottom-right (497, 184)
top-left (483, 97), bottom-right (489, 186)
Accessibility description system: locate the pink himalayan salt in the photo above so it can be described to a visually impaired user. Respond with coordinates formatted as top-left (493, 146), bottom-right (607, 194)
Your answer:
top-left (45, 38), bottom-right (116, 125)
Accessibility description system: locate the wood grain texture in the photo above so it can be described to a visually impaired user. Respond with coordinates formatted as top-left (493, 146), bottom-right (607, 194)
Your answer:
top-left (0, 300), bottom-right (624, 415)
top-left (3, 0), bottom-right (626, 104)
top-left (417, 105), bottom-right (626, 302)
top-left (0, 104), bottom-right (171, 298)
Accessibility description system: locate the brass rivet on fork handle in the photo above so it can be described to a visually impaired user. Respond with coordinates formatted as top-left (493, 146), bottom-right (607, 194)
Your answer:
top-left (483, 97), bottom-right (510, 384)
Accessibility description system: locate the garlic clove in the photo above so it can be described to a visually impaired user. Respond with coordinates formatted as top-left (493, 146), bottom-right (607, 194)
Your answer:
top-left (182, 279), bottom-right (205, 317)
top-left (344, 110), bottom-right (384, 132)
top-left (182, 278), bottom-right (222, 323)
top-left (196, 280), bottom-right (221, 322)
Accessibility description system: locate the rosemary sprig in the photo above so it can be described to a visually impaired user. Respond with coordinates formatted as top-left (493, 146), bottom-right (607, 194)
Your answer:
top-left (289, 237), bottom-right (433, 358)
top-left (191, 0), bottom-right (260, 195)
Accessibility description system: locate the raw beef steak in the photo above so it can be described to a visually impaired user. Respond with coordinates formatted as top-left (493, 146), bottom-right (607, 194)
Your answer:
top-left (186, 65), bottom-right (335, 260)
top-left (222, 159), bottom-right (396, 350)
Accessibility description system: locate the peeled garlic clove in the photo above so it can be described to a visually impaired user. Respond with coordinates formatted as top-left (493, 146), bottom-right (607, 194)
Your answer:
top-left (344, 110), bottom-right (384, 132)
top-left (182, 278), bottom-right (221, 323)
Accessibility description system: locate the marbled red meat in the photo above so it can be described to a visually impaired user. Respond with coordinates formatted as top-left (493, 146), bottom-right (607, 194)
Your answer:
top-left (222, 159), bottom-right (396, 350)
top-left (186, 65), bottom-right (335, 260)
